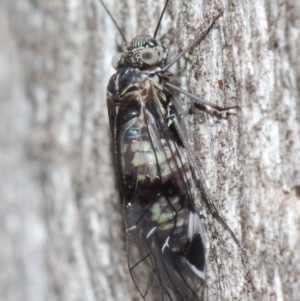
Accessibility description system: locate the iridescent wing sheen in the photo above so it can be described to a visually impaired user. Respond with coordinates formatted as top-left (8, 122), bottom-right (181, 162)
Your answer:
top-left (107, 73), bottom-right (206, 300)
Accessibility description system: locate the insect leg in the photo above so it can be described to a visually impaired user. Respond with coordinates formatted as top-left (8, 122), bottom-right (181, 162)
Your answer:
top-left (171, 115), bottom-right (240, 245)
top-left (165, 82), bottom-right (239, 112)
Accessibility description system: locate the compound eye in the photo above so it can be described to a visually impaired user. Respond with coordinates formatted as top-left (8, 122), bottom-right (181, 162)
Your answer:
top-left (140, 48), bottom-right (160, 66)
top-left (111, 52), bottom-right (123, 69)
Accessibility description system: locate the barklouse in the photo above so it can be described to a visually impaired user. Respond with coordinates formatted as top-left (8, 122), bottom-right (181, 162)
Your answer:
top-left (99, 0), bottom-right (238, 300)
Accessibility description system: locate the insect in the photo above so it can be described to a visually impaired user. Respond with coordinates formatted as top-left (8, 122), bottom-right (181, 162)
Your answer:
top-left (99, 0), bottom-right (238, 300)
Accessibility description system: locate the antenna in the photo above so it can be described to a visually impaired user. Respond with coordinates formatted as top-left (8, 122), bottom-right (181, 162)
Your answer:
top-left (153, 0), bottom-right (171, 38)
top-left (98, 0), bottom-right (127, 43)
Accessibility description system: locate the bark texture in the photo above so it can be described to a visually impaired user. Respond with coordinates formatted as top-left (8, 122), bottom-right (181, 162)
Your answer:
top-left (0, 0), bottom-right (299, 301)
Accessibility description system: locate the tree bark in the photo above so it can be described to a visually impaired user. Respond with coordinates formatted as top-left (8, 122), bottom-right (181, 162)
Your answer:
top-left (0, 0), bottom-right (299, 301)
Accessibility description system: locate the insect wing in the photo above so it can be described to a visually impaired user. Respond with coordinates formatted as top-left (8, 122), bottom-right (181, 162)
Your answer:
top-left (106, 72), bottom-right (125, 205)
top-left (107, 72), bottom-right (205, 300)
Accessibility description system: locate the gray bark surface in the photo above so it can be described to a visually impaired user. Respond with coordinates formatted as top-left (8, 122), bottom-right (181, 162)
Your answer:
top-left (0, 0), bottom-right (299, 301)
